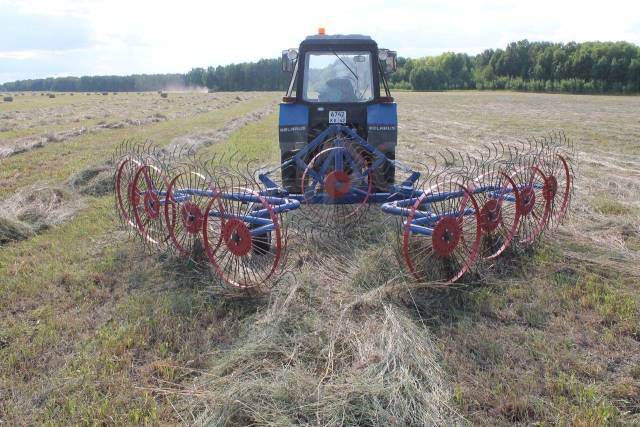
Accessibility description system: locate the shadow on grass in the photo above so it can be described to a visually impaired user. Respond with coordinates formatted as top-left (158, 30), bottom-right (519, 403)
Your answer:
top-left (393, 243), bottom-right (544, 328)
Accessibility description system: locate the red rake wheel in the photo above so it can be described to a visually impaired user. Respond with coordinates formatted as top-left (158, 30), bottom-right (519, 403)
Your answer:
top-left (472, 170), bottom-right (522, 259)
top-left (131, 162), bottom-right (171, 248)
top-left (300, 145), bottom-right (373, 228)
top-left (542, 153), bottom-right (572, 225)
top-left (165, 169), bottom-right (211, 257)
top-left (513, 165), bottom-right (551, 245)
top-left (202, 187), bottom-right (282, 289)
top-left (402, 181), bottom-right (482, 285)
top-left (115, 157), bottom-right (142, 230)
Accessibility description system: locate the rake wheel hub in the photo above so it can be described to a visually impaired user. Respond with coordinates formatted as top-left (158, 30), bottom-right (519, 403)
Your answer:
top-left (143, 191), bottom-right (160, 219)
top-left (324, 170), bottom-right (351, 198)
top-left (479, 199), bottom-right (502, 233)
top-left (519, 187), bottom-right (536, 216)
top-left (180, 202), bottom-right (203, 234)
top-left (432, 216), bottom-right (462, 257)
top-left (222, 219), bottom-right (252, 256)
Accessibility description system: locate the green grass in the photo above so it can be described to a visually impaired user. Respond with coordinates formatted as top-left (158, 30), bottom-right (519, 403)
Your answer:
top-left (0, 92), bottom-right (278, 199)
top-left (593, 198), bottom-right (633, 215)
top-left (1, 91), bottom-right (639, 424)
top-left (197, 111), bottom-right (279, 160)
top-left (0, 92), bottom-right (280, 423)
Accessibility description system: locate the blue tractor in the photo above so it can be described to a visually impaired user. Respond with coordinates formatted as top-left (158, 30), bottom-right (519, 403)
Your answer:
top-left (260, 30), bottom-right (406, 210)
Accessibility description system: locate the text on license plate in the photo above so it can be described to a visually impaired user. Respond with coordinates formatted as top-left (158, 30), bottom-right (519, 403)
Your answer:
top-left (329, 111), bottom-right (346, 124)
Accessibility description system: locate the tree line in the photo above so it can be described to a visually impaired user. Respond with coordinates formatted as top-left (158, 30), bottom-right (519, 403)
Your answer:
top-left (184, 59), bottom-right (289, 91)
top-left (0, 73), bottom-right (185, 92)
top-left (2, 40), bottom-right (639, 94)
top-left (393, 40), bottom-right (640, 93)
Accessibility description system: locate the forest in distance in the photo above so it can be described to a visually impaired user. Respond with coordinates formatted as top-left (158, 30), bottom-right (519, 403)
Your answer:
top-left (2, 40), bottom-right (639, 94)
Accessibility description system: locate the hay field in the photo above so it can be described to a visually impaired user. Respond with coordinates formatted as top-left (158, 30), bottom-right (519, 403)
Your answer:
top-left (0, 91), bottom-right (638, 425)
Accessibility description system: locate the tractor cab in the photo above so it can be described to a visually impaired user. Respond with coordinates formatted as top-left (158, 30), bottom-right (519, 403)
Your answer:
top-left (279, 30), bottom-right (398, 193)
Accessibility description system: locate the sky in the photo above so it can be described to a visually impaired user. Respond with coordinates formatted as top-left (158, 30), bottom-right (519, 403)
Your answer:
top-left (1, 0), bottom-right (639, 83)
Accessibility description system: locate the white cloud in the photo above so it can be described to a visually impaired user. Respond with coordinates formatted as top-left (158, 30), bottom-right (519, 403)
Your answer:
top-left (0, 50), bottom-right (42, 60)
top-left (1, 0), bottom-right (639, 82)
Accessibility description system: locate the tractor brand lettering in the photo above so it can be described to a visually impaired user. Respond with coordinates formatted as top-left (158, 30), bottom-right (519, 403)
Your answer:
top-left (369, 125), bottom-right (397, 131)
top-left (328, 111), bottom-right (347, 124)
top-left (280, 126), bottom-right (306, 133)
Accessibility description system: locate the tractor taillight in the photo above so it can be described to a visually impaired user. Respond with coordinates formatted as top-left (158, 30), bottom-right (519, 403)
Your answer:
top-left (282, 96), bottom-right (296, 103)
top-left (379, 96), bottom-right (394, 103)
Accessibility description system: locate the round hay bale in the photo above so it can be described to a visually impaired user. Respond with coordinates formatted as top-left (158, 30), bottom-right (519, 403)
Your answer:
top-left (3, 96), bottom-right (13, 102)
top-left (102, 92), bottom-right (108, 96)
top-left (48, 93), bottom-right (56, 98)
top-left (160, 92), bottom-right (168, 98)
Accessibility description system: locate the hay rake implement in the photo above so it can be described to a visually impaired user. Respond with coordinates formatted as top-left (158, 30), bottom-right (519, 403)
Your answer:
top-left (112, 131), bottom-right (574, 288)
top-left (111, 30), bottom-right (576, 289)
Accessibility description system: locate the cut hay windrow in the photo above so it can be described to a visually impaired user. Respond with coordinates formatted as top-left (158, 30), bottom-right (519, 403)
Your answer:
top-left (0, 184), bottom-right (84, 244)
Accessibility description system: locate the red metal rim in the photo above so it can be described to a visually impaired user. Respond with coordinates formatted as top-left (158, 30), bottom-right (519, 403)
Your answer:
top-left (164, 170), bottom-right (211, 257)
top-left (164, 173), bottom-right (184, 255)
top-left (479, 199), bottom-right (502, 233)
top-left (402, 183), bottom-right (482, 285)
top-left (128, 181), bottom-right (141, 207)
top-left (202, 187), bottom-right (282, 289)
top-left (115, 159), bottom-right (130, 220)
top-left (222, 219), bottom-right (252, 256)
top-left (432, 216), bottom-right (462, 257)
top-left (324, 170), bottom-right (352, 198)
top-left (115, 158), bottom-right (141, 229)
top-left (552, 154), bottom-right (572, 222)
top-left (518, 165), bottom-right (551, 245)
top-left (131, 163), bottom-right (169, 245)
top-left (482, 171), bottom-right (522, 259)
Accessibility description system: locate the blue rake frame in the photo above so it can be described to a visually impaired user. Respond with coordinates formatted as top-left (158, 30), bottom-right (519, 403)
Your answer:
top-left (132, 125), bottom-right (543, 241)
top-left (380, 182), bottom-right (534, 236)
top-left (140, 187), bottom-right (301, 237)
top-left (259, 124), bottom-right (420, 204)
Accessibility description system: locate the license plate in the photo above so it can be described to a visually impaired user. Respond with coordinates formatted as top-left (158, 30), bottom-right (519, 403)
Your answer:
top-left (329, 111), bottom-right (346, 124)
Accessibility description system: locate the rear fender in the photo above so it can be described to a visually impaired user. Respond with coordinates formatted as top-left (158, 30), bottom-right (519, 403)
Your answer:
top-left (279, 103), bottom-right (308, 153)
top-left (367, 103), bottom-right (397, 152)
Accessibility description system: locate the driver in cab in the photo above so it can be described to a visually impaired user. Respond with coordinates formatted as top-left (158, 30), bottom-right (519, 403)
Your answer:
top-left (318, 77), bottom-right (357, 103)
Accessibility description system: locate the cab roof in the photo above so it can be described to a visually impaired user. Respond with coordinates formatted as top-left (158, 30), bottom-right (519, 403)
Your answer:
top-left (300, 34), bottom-right (377, 49)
